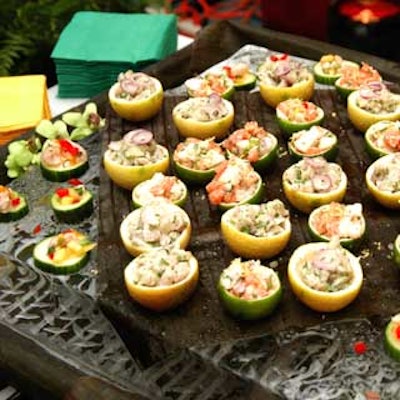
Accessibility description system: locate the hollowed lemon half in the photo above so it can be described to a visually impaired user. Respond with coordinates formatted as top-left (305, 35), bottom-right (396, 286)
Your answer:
top-left (288, 242), bottom-right (363, 312)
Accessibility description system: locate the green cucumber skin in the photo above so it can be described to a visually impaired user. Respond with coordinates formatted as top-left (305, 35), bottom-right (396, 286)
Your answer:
top-left (173, 161), bottom-right (216, 186)
top-left (0, 199), bottom-right (29, 222)
top-left (385, 321), bottom-right (400, 362)
top-left (52, 197), bottom-right (94, 223)
top-left (34, 253), bottom-right (89, 275)
top-left (40, 161), bottom-right (89, 182)
top-left (277, 117), bottom-right (324, 137)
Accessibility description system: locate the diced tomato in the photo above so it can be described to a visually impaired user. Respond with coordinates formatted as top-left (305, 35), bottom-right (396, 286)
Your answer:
top-left (208, 188), bottom-right (225, 205)
top-left (247, 147), bottom-right (260, 163)
top-left (56, 188), bottom-right (70, 198)
top-left (383, 130), bottom-right (400, 151)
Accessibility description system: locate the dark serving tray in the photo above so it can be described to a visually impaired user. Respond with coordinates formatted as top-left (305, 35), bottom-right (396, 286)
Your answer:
top-left (0, 21), bottom-right (400, 400)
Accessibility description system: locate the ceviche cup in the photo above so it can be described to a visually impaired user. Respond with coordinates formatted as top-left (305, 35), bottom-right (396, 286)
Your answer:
top-left (365, 153), bottom-right (400, 209)
top-left (108, 78), bottom-right (164, 122)
top-left (258, 74), bottom-right (315, 109)
top-left (347, 90), bottom-right (400, 133)
top-left (173, 161), bottom-right (218, 185)
top-left (313, 57), bottom-right (359, 86)
top-left (287, 242), bottom-right (363, 312)
top-left (282, 166), bottom-right (347, 214)
top-left (103, 145), bottom-right (170, 190)
top-left (385, 314), bottom-right (400, 362)
top-left (220, 204), bottom-right (291, 259)
top-left (364, 120), bottom-right (400, 159)
top-left (119, 203), bottom-right (192, 257)
top-left (172, 98), bottom-right (235, 140)
top-left (217, 259), bottom-right (283, 320)
top-left (124, 250), bottom-right (199, 312)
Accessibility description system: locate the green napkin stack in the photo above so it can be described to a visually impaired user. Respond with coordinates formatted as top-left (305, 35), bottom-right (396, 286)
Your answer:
top-left (51, 11), bottom-right (177, 98)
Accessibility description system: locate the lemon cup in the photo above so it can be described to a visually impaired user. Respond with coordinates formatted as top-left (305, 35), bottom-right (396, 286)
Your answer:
top-left (108, 71), bottom-right (164, 122)
top-left (124, 247), bottom-right (199, 312)
top-left (221, 200), bottom-right (291, 259)
top-left (288, 242), bottom-right (363, 312)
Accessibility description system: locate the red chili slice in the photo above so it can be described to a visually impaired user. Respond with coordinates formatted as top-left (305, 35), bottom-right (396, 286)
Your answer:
top-left (123, 129), bottom-right (153, 145)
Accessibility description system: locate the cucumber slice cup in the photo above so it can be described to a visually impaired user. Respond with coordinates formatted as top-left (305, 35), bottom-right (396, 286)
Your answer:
top-left (385, 314), bottom-right (400, 362)
top-left (0, 192), bottom-right (29, 222)
top-left (50, 190), bottom-right (93, 223)
top-left (33, 236), bottom-right (91, 275)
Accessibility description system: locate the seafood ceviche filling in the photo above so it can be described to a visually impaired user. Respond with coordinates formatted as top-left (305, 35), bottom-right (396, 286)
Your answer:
top-left (336, 62), bottom-right (381, 90)
top-left (289, 126), bottom-right (337, 156)
top-left (296, 243), bottom-right (355, 292)
top-left (283, 157), bottom-right (344, 193)
top-left (45, 229), bottom-right (96, 264)
top-left (258, 53), bottom-right (311, 87)
top-left (366, 121), bottom-right (400, 153)
top-left (222, 121), bottom-right (277, 163)
top-left (125, 201), bottom-right (189, 248)
top-left (369, 153), bottom-right (400, 193)
top-left (225, 200), bottom-right (289, 238)
top-left (185, 73), bottom-right (233, 97)
top-left (174, 94), bottom-right (230, 122)
top-left (114, 70), bottom-right (159, 101)
top-left (317, 54), bottom-right (347, 76)
top-left (130, 248), bottom-right (193, 287)
top-left (0, 186), bottom-right (26, 215)
top-left (134, 173), bottom-right (185, 204)
top-left (173, 137), bottom-right (225, 171)
top-left (277, 99), bottom-right (322, 124)
top-left (41, 139), bottom-right (87, 168)
top-left (220, 258), bottom-right (280, 300)
top-left (206, 157), bottom-right (260, 205)
top-left (355, 82), bottom-right (400, 114)
top-left (222, 62), bottom-right (253, 81)
top-left (106, 129), bottom-right (165, 166)
top-left (310, 202), bottom-right (365, 240)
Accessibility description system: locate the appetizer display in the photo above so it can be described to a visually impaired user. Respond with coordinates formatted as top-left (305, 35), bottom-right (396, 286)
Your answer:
top-left (172, 94), bottom-right (234, 139)
top-left (222, 62), bottom-right (257, 90)
top-left (276, 99), bottom-right (324, 136)
top-left (394, 235), bottom-right (400, 268)
top-left (221, 121), bottom-right (278, 171)
top-left (185, 72), bottom-right (235, 99)
top-left (205, 156), bottom-right (264, 210)
top-left (173, 137), bottom-right (226, 185)
top-left (103, 129), bottom-right (169, 190)
top-left (365, 120), bottom-right (400, 159)
top-left (220, 200), bottom-right (291, 259)
top-left (287, 241), bottom-right (363, 312)
top-left (40, 138), bottom-right (88, 182)
top-left (124, 247), bottom-right (199, 312)
top-left (257, 53), bottom-right (315, 108)
top-left (384, 313), bottom-right (400, 361)
top-left (347, 81), bottom-right (400, 132)
top-left (282, 157), bottom-right (347, 214)
top-left (365, 153), bottom-right (400, 209)
top-left (308, 202), bottom-right (366, 250)
top-left (217, 258), bottom-right (282, 320)
top-left (50, 180), bottom-right (93, 223)
top-left (131, 173), bottom-right (187, 208)
top-left (313, 54), bottom-right (358, 85)
top-left (119, 200), bottom-right (191, 257)
top-left (108, 70), bottom-right (164, 121)
top-left (33, 229), bottom-right (96, 275)
top-left (288, 126), bottom-right (338, 161)
top-left (335, 62), bottom-right (381, 99)
top-left (0, 185), bottom-right (29, 222)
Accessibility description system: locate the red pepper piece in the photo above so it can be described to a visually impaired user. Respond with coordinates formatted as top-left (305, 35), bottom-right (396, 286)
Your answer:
top-left (33, 224), bottom-right (41, 234)
top-left (59, 139), bottom-right (79, 156)
top-left (395, 325), bottom-right (400, 340)
top-left (11, 197), bottom-right (21, 207)
top-left (353, 340), bottom-right (367, 355)
top-left (56, 188), bottom-right (69, 198)
top-left (68, 178), bottom-right (83, 186)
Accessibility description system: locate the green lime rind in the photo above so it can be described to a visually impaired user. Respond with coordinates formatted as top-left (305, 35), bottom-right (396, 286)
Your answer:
top-left (313, 63), bottom-right (341, 85)
top-left (307, 205), bottom-right (366, 251)
top-left (132, 180), bottom-right (188, 208)
top-left (33, 237), bottom-right (90, 275)
top-left (218, 175), bottom-right (264, 211)
top-left (217, 275), bottom-right (282, 320)
top-left (40, 161), bottom-right (89, 182)
top-left (364, 124), bottom-right (396, 160)
top-left (277, 114), bottom-right (324, 136)
top-left (288, 134), bottom-right (339, 162)
top-left (253, 139), bottom-right (279, 172)
top-left (394, 235), bottom-right (400, 267)
top-left (173, 160), bottom-right (217, 186)
top-left (233, 72), bottom-right (257, 91)
top-left (0, 194), bottom-right (29, 222)
top-left (50, 190), bottom-right (93, 223)
top-left (384, 316), bottom-right (400, 362)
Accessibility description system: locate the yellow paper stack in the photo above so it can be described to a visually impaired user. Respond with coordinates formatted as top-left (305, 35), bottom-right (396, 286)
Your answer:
top-left (0, 75), bottom-right (51, 145)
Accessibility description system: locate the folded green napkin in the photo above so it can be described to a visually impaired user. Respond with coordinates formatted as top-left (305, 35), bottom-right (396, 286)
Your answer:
top-left (51, 11), bottom-right (177, 98)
